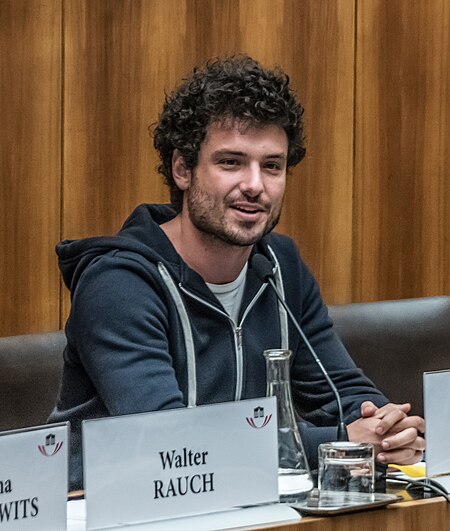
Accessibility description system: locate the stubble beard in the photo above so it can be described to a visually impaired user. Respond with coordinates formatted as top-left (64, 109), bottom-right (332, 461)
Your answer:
top-left (186, 181), bottom-right (282, 248)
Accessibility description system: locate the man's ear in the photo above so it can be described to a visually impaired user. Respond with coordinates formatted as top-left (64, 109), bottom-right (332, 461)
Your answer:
top-left (172, 150), bottom-right (192, 190)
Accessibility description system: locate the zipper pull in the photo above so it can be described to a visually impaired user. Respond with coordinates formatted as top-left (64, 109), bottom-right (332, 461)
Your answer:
top-left (236, 326), bottom-right (242, 349)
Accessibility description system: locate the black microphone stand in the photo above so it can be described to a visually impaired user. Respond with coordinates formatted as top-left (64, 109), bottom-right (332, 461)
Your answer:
top-left (252, 254), bottom-right (349, 441)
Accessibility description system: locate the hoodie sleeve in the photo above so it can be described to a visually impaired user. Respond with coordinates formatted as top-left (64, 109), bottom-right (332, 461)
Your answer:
top-left (267, 235), bottom-right (390, 428)
top-left (291, 258), bottom-right (389, 425)
top-left (63, 251), bottom-right (186, 416)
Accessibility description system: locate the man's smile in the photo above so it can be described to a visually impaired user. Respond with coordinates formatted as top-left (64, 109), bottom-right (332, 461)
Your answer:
top-left (229, 202), bottom-right (268, 221)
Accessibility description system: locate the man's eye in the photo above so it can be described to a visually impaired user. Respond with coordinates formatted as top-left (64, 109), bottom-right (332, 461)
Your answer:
top-left (265, 162), bottom-right (281, 171)
top-left (219, 159), bottom-right (239, 167)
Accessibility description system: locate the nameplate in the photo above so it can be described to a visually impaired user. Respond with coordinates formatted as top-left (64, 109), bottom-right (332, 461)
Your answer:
top-left (0, 423), bottom-right (68, 529)
top-left (424, 369), bottom-right (450, 492)
top-left (83, 397), bottom-right (278, 529)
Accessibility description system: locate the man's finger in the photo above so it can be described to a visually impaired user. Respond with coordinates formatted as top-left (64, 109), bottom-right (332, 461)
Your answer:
top-left (377, 448), bottom-right (424, 465)
top-left (361, 402), bottom-right (411, 419)
top-left (381, 430), bottom-right (426, 452)
top-left (382, 415), bottom-right (425, 436)
top-left (360, 401), bottom-right (378, 417)
top-left (375, 408), bottom-right (407, 435)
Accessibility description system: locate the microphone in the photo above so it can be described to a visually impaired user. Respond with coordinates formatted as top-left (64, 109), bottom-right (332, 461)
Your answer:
top-left (251, 253), bottom-right (348, 442)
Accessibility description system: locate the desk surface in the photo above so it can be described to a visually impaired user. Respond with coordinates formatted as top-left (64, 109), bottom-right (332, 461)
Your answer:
top-left (259, 496), bottom-right (449, 531)
top-left (68, 488), bottom-right (449, 530)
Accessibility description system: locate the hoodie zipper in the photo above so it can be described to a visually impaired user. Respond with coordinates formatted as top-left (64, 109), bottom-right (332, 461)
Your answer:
top-left (179, 283), bottom-right (267, 401)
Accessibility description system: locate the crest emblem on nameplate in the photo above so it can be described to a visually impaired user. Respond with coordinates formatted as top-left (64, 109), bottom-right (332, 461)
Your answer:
top-left (246, 406), bottom-right (273, 429)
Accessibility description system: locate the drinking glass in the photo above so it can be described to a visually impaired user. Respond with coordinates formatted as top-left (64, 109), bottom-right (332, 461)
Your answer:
top-left (318, 442), bottom-right (374, 498)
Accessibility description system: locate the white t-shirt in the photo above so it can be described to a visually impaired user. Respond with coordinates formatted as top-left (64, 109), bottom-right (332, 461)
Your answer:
top-left (206, 263), bottom-right (248, 323)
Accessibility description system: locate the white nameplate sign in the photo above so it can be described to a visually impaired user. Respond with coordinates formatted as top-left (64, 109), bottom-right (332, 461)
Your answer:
top-left (424, 369), bottom-right (450, 493)
top-left (83, 397), bottom-right (278, 530)
top-left (0, 423), bottom-right (68, 530)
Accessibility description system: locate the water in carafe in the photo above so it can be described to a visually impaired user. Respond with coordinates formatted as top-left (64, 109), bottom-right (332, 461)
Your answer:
top-left (264, 349), bottom-right (314, 503)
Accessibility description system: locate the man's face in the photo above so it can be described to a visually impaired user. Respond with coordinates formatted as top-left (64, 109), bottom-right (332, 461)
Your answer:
top-left (185, 121), bottom-right (288, 247)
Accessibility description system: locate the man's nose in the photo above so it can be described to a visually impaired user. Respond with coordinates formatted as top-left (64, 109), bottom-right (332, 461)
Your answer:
top-left (239, 164), bottom-right (264, 197)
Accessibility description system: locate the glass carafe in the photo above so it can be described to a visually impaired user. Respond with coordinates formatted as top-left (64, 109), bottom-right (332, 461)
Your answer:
top-left (264, 349), bottom-right (313, 503)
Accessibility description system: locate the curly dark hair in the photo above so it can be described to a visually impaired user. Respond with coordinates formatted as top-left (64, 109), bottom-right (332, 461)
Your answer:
top-left (153, 55), bottom-right (305, 212)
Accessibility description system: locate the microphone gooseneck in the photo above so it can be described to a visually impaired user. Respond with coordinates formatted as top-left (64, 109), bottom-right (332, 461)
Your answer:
top-left (251, 253), bottom-right (348, 442)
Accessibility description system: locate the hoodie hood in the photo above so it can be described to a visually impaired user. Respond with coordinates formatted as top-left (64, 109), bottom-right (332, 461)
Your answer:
top-left (57, 202), bottom-right (278, 300)
top-left (56, 204), bottom-right (180, 292)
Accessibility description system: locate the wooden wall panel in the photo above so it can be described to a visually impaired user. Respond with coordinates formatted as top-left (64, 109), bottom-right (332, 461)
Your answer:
top-left (354, 0), bottom-right (450, 301)
top-left (2, 0), bottom-right (449, 335)
top-left (271, 1), bottom-right (355, 304)
top-left (63, 0), bottom-right (169, 239)
top-left (62, 0), bottom-right (355, 311)
top-left (0, 0), bottom-right (61, 336)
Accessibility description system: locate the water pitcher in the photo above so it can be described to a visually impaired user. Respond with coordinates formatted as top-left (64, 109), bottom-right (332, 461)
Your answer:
top-left (264, 349), bottom-right (313, 502)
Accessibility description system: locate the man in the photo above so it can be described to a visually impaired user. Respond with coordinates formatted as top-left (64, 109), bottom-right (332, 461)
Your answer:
top-left (50, 56), bottom-right (424, 490)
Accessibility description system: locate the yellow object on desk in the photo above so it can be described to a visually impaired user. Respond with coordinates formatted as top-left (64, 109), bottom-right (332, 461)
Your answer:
top-left (389, 463), bottom-right (426, 478)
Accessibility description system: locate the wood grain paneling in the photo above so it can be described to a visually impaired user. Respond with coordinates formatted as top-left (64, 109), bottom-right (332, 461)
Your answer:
top-left (0, 0), bottom-right (61, 336)
top-left (62, 0), bottom-right (355, 308)
top-left (272, 0), bottom-right (355, 304)
top-left (63, 0), bottom-right (169, 239)
top-left (2, 0), bottom-right (449, 335)
top-left (354, 0), bottom-right (450, 301)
